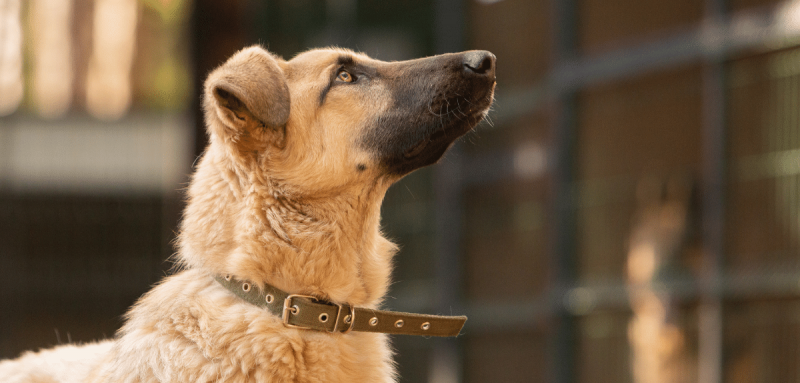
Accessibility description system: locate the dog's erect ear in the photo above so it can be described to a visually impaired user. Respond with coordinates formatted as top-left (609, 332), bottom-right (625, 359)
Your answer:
top-left (204, 46), bottom-right (291, 150)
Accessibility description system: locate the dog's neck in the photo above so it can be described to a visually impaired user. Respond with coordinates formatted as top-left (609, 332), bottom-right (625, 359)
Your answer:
top-left (178, 148), bottom-right (396, 307)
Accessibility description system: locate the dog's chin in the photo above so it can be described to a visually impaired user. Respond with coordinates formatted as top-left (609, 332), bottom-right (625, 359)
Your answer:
top-left (391, 111), bottom-right (486, 175)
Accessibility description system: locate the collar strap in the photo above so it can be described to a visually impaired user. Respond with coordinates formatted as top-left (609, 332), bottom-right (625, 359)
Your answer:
top-left (215, 275), bottom-right (467, 337)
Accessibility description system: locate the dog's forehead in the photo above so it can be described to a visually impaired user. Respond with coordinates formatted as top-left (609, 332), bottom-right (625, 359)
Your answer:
top-left (284, 48), bottom-right (380, 74)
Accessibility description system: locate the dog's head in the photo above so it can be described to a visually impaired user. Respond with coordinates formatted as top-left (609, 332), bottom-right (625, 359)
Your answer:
top-left (203, 46), bottom-right (495, 196)
top-left (187, 46), bottom-right (494, 296)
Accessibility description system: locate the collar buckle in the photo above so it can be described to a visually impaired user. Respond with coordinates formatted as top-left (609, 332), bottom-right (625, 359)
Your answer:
top-left (282, 294), bottom-right (356, 333)
top-left (282, 294), bottom-right (316, 329)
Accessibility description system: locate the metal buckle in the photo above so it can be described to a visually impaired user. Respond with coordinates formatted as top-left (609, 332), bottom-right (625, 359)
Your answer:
top-left (282, 294), bottom-right (317, 329)
top-left (282, 294), bottom-right (355, 333)
top-left (331, 304), bottom-right (356, 334)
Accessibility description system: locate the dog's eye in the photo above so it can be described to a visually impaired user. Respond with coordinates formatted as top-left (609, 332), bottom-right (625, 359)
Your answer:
top-left (336, 70), bottom-right (355, 83)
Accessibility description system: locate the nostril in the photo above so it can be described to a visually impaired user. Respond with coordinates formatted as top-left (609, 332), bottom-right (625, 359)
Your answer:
top-left (463, 51), bottom-right (495, 75)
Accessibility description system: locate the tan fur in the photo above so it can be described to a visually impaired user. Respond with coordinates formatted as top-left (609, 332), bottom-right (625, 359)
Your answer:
top-left (0, 46), bottom-right (495, 383)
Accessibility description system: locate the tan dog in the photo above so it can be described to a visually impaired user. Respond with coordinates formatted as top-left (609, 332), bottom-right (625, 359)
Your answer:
top-left (0, 45), bottom-right (496, 382)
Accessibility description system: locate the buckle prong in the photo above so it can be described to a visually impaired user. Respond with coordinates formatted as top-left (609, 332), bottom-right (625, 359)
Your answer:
top-left (282, 294), bottom-right (316, 329)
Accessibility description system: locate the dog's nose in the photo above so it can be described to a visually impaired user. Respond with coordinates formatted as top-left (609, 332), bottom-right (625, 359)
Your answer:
top-left (463, 51), bottom-right (496, 76)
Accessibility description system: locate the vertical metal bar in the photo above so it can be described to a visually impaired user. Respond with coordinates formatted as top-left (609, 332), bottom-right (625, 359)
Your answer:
top-left (699, 59), bottom-right (725, 383)
top-left (189, 0), bottom-right (248, 159)
top-left (434, 0), bottom-right (465, 56)
top-left (549, 97), bottom-right (578, 383)
top-left (699, 1), bottom-right (726, 383)
top-left (431, 1), bottom-right (466, 382)
top-left (549, 1), bottom-right (578, 383)
top-left (431, 150), bottom-right (465, 383)
top-left (322, 0), bottom-right (357, 46)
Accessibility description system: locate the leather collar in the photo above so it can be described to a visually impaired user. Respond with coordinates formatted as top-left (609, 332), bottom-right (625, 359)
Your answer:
top-left (215, 274), bottom-right (467, 337)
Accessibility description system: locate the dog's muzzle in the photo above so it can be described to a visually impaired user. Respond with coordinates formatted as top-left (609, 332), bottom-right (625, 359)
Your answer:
top-left (368, 50), bottom-right (497, 175)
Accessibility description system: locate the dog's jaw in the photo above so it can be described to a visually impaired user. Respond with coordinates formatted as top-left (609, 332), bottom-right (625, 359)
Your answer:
top-left (400, 97), bottom-right (494, 165)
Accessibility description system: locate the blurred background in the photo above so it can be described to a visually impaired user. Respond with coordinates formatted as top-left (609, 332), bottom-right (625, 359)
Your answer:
top-left (2, 0), bottom-right (800, 382)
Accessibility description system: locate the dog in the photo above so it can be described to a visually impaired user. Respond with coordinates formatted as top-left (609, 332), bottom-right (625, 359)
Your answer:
top-left (0, 45), bottom-right (496, 382)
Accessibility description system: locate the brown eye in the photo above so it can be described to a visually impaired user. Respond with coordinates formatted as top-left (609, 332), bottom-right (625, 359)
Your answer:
top-left (337, 70), bottom-right (354, 83)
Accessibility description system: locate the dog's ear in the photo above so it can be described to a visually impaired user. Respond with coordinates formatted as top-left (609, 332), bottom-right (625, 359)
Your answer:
top-left (204, 46), bottom-right (291, 150)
